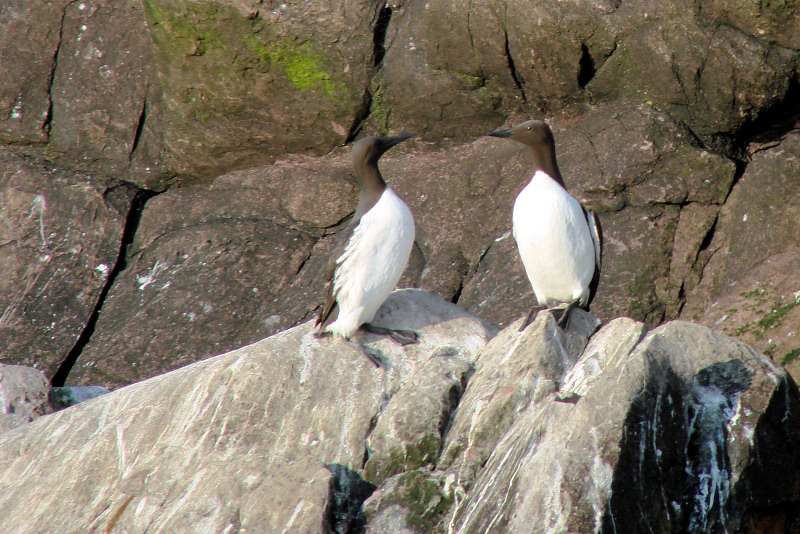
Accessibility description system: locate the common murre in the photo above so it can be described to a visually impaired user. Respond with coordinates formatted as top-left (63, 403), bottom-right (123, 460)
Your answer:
top-left (488, 120), bottom-right (603, 330)
top-left (315, 134), bottom-right (418, 365)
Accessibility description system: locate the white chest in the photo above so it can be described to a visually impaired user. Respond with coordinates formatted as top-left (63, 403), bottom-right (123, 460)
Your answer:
top-left (329, 188), bottom-right (415, 335)
top-left (512, 171), bottom-right (595, 305)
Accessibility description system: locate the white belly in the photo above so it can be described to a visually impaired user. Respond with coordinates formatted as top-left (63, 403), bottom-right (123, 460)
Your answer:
top-left (327, 188), bottom-right (415, 337)
top-left (513, 171), bottom-right (595, 307)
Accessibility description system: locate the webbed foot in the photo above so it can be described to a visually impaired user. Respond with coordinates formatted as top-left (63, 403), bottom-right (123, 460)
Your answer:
top-left (363, 324), bottom-right (419, 346)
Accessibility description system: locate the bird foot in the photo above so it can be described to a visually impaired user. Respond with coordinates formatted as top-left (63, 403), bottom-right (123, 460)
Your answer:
top-left (555, 302), bottom-right (578, 330)
top-left (518, 306), bottom-right (542, 332)
top-left (361, 346), bottom-right (384, 368)
top-left (362, 324), bottom-right (419, 346)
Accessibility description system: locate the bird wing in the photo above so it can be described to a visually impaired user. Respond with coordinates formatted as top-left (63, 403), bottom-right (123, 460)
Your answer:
top-left (315, 226), bottom-right (352, 331)
top-left (583, 207), bottom-right (603, 308)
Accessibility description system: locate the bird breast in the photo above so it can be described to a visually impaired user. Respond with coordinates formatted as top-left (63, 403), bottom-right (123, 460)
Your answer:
top-left (333, 188), bottom-right (415, 325)
top-left (512, 171), bottom-right (596, 304)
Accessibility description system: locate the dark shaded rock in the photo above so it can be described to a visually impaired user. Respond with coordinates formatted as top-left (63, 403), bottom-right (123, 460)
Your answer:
top-left (364, 0), bottom-right (506, 141)
top-left (324, 464), bottom-right (377, 534)
top-left (48, 386), bottom-right (110, 411)
top-left (0, 0), bottom-right (65, 145)
top-left (61, 102), bottom-right (745, 388)
top-left (65, 182), bottom-right (321, 388)
top-left (587, 2), bottom-right (799, 146)
top-left (701, 0), bottom-right (800, 50)
top-left (0, 149), bottom-right (130, 379)
top-left (46, 0), bottom-right (171, 188)
top-left (0, 0), bottom-right (172, 189)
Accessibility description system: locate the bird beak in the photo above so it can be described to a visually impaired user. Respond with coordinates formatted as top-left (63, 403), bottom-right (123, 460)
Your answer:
top-left (488, 129), bottom-right (511, 138)
top-left (384, 133), bottom-right (415, 148)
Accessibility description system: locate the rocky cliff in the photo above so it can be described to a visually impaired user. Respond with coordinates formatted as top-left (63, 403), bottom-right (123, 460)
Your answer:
top-left (1, 1), bottom-right (800, 531)
top-left (1, 0), bottom-right (798, 389)
top-left (0, 290), bottom-right (797, 533)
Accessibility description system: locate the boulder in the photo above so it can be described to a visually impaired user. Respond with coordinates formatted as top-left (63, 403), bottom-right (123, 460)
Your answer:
top-left (1, 292), bottom-right (799, 532)
top-left (62, 102), bottom-right (744, 388)
top-left (0, 149), bottom-right (134, 380)
top-left (0, 363), bottom-right (50, 433)
top-left (367, 318), bottom-right (800, 533)
top-left (0, 290), bottom-right (496, 533)
top-left (142, 0), bottom-right (379, 178)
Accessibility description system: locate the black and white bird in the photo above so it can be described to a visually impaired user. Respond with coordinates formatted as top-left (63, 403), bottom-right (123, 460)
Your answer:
top-left (315, 134), bottom-right (417, 364)
top-left (488, 120), bottom-right (603, 330)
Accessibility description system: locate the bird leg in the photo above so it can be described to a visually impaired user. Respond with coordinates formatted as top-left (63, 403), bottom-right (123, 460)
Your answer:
top-left (555, 301), bottom-right (579, 330)
top-left (314, 329), bottom-right (384, 367)
top-left (362, 323), bottom-right (419, 346)
top-left (344, 338), bottom-right (384, 368)
top-left (519, 305), bottom-right (541, 332)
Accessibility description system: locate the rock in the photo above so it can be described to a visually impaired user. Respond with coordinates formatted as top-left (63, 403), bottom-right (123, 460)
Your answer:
top-left (442, 320), bottom-right (800, 533)
top-left (364, 349), bottom-right (473, 484)
top-left (586, 1), bottom-right (798, 146)
top-left (48, 386), bottom-right (110, 411)
top-left (438, 309), bottom-right (601, 487)
top-left (364, 470), bottom-right (453, 534)
top-left (0, 363), bottom-right (50, 425)
top-left (142, 0), bottom-right (377, 178)
top-left (0, 0), bottom-right (64, 145)
top-left (0, 0), bottom-right (171, 189)
top-left (63, 161), bottom-right (356, 389)
top-left (702, 0), bottom-right (800, 50)
top-left (0, 290), bottom-right (495, 532)
top-left (1, 293), bottom-right (799, 532)
top-left (681, 132), bottom-right (800, 381)
top-left (60, 101), bottom-right (746, 388)
top-left (364, 0), bottom-right (506, 141)
top-left (0, 149), bottom-right (133, 379)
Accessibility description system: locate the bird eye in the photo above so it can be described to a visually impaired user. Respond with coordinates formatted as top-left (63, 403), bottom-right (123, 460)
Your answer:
top-left (526, 126), bottom-right (531, 131)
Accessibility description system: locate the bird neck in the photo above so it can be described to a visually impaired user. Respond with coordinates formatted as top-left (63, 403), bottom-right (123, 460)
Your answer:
top-left (528, 144), bottom-right (566, 189)
top-left (354, 159), bottom-right (387, 194)
top-left (352, 161), bottom-right (386, 224)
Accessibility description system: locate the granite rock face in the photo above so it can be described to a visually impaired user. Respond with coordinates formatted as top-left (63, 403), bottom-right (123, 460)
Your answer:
top-left (1, 293), bottom-right (798, 533)
top-left (368, 313), bottom-right (800, 534)
top-left (0, 290), bottom-right (496, 533)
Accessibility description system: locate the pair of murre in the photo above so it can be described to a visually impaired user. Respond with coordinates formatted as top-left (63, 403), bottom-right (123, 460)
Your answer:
top-left (315, 120), bottom-right (603, 366)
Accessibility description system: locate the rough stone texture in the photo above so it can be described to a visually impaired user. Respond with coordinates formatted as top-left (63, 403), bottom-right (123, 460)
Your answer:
top-left (0, 0), bottom-right (172, 189)
top-left (681, 132), bottom-right (800, 381)
top-left (363, 0), bottom-right (507, 141)
top-left (47, 0), bottom-right (172, 188)
top-left (443, 321), bottom-right (798, 533)
top-left (62, 100), bottom-right (749, 388)
top-left (65, 168), bottom-right (328, 388)
top-left (346, 318), bottom-right (800, 533)
top-left (438, 309), bottom-right (601, 485)
top-left (141, 0), bottom-right (379, 178)
top-left (0, 290), bottom-right (495, 533)
top-left (0, 149), bottom-right (131, 379)
top-left (0, 0), bottom-right (64, 146)
top-left (0, 363), bottom-right (50, 434)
